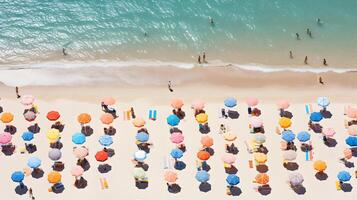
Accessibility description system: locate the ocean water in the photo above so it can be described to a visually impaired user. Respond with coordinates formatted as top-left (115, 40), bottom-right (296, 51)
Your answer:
top-left (1, 0), bottom-right (357, 75)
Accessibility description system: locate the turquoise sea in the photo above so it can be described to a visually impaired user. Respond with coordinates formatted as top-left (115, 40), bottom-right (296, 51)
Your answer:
top-left (1, 0), bottom-right (357, 71)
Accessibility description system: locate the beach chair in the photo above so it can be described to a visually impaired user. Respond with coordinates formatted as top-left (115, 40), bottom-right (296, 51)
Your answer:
top-left (335, 181), bottom-right (341, 190)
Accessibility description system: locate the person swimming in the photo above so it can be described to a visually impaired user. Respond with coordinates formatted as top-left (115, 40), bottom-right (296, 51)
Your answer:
top-left (306, 28), bottom-right (312, 37)
top-left (209, 17), bottom-right (214, 26)
top-left (296, 33), bottom-right (300, 40)
top-left (317, 18), bottom-right (323, 25)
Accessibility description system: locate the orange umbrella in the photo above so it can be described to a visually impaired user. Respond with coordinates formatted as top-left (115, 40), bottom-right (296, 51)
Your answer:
top-left (171, 98), bottom-right (184, 109)
top-left (343, 148), bottom-right (352, 159)
top-left (101, 97), bottom-right (116, 106)
top-left (1, 112), bottom-right (14, 123)
top-left (200, 136), bottom-right (214, 147)
top-left (255, 173), bottom-right (269, 184)
top-left (132, 117), bottom-right (145, 128)
top-left (47, 111), bottom-right (60, 121)
top-left (77, 113), bottom-right (91, 124)
top-left (313, 160), bottom-right (327, 172)
top-left (164, 170), bottom-right (178, 183)
top-left (197, 150), bottom-right (210, 161)
top-left (47, 171), bottom-right (62, 184)
top-left (100, 113), bottom-right (114, 125)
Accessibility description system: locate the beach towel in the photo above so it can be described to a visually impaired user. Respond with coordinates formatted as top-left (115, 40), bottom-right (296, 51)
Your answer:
top-left (305, 104), bottom-right (310, 114)
top-left (123, 110), bottom-right (131, 120)
top-left (148, 109), bottom-right (157, 120)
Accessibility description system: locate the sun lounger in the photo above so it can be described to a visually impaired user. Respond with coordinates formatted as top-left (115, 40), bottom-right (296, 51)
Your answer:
top-left (335, 181), bottom-right (341, 190)
top-left (149, 109), bottom-right (157, 120)
top-left (123, 110), bottom-right (131, 120)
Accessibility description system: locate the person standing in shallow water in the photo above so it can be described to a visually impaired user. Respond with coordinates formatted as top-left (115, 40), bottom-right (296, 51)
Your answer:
top-left (289, 51), bottom-right (293, 59)
top-left (323, 58), bottom-right (327, 66)
top-left (296, 33), bottom-right (300, 40)
top-left (203, 52), bottom-right (207, 63)
top-left (304, 56), bottom-right (308, 64)
top-left (198, 55), bottom-right (201, 64)
top-left (307, 28), bottom-right (312, 38)
top-left (62, 48), bottom-right (67, 56)
top-left (15, 86), bottom-right (21, 99)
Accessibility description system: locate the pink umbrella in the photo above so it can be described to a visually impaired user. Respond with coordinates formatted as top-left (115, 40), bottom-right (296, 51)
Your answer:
top-left (277, 99), bottom-right (290, 109)
top-left (347, 106), bottom-right (357, 119)
top-left (23, 111), bottom-right (36, 122)
top-left (101, 97), bottom-right (116, 106)
top-left (170, 132), bottom-right (184, 144)
top-left (347, 125), bottom-right (357, 136)
top-left (171, 98), bottom-right (184, 109)
top-left (71, 166), bottom-right (84, 177)
top-left (343, 148), bottom-right (352, 159)
top-left (191, 99), bottom-right (205, 110)
top-left (0, 132), bottom-right (12, 145)
top-left (246, 97), bottom-right (259, 107)
top-left (250, 116), bottom-right (263, 128)
top-left (73, 146), bottom-right (89, 159)
top-left (21, 95), bottom-right (35, 106)
top-left (221, 153), bottom-right (236, 164)
top-left (322, 127), bottom-right (335, 138)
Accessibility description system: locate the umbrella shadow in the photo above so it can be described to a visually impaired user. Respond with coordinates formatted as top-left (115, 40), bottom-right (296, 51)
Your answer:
top-left (205, 147), bottom-right (215, 156)
top-left (135, 181), bottom-right (149, 189)
top-left (344, 161), bottom-right (354, 168)
top-left (202, 163), bottom-right (211, 172)
top-left (320, 110), bottom-right (332, 119)
top-left (310, 124), bottom-right (322, 133)
top-left (1, 145), bottom-right (15, 156)
top-left (104, 148), bottom-right (115, 157)
top-left (75, 177), bottom-right (88, 189)
top-left (229, 186), bottom-right (242, 196)
top-left (98, 164), bottom-right (112, 173)
top-left (78, 159), bottom-right (91, 171)
top-left (257, 145), bottom-right (269, 154)
top-left (284, 162), bottom-right (299, 171)
top-left (258, 184), bottom-right (272, 196)
top-left (292, 184), bottom-right (306, 195)
top-left (199, 123), bottom-right (211, 134)
top-left (315, 172), bottom-right (328, 181)
top-left (4, 125), bottom-right (17, 134)
top-left (256, 164), bottom-right (269, 173)
top-left (25, 144), bottom-right (37, 154)
top-left (170, 127), bottom-right (182, 134)
top-left (280, 111), bottom-right (293, 119)
top-left (52, 162), bottom-right (65, 171)
top-left (199, 182), bottom-right (211, 192)
top-left (300, 144), bottom-right (313, 152)
top-left (168, 183), bottom-right (181, 194)
top-left (15, 184), bottom-right (28, 195)
top-left (350, 147), bottom-right (357, 157)
top-left (81, 126), bottom-right (93, 137)
top-left (52, 183), bottom-right (65, 194)
top-left (225, 165), bottom-right (238, 174)
top-left (28, 124), bottom-right (40, 133)
top-left (51, 123), bottom-right (65, 132)
top-left (174, 161), bottom-right (186, 171)
top-left (341, 183), bottom-right (353, 192)
top-left (31, 169), bottom-right (44, 179)
top-left (228, 110), bottom-right (240, 119)
top-left (137, 144), bottom-right (151, 154)
top-left (104, 126), bottom-right (116, 136)
top-left (50, 141), bottom-right (63, 150)
top-left (324, 138), bottom-right (337, 147)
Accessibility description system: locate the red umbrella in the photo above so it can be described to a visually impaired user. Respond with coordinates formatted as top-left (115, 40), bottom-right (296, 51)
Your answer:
top-left (95, 151), bottom-right (108, 162)
top-left (47, 111), bottom-right (60, 121)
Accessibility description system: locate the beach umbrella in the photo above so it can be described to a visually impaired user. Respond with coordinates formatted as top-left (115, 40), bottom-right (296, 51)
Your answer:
top-left (95, 151), bottom-right (108, 162)
top-left (289, 173), bottom-right (304, 186)
top-left (297, 131), bottom-right (310, 142)
top-left (132, 117), bottom-right (146, 128)
top-left (282, 130), bottom-right (295, 142)
top-left (71, 166), bottom-right (84, 177)
top-left (48, 171), bottom-right (61, 184)
top-left (279, 117), bottom-right (292, 129)
top-left (46, 128), bottom-right (60, 142)
top-left (73, 146), bottom-right (88, 159)
top-left (21, 95), bottom-right (35, 106)
top-left (133, 167), bottom-right (146, 179)
top-left (170, 132), bottom-right (184, 144)
top-left (164, 171), bottom-right (178, 183)
top-left (255, 173), bottom-right (269, 185)
top-left (171, 98), bottom-right (184, 109)
top-left (27, 157), bottom-right (41, 169)
top-left (47, 111), bottom-right (60, 121)
top-left (100, 113), bottom-right (114, 125)
top-left (48, 149), bottom-right (62, 161)
top-left (322, 127), bottom-right (335, 138)
top-left (101, 97), bottom-right (116, 106)
top-left (195, 113), bottom-right (208, 124)
top-left (254, 133), bottom-right (266, 144)
top-left (343, 148), bottom-right (352, 159)
top-left (337, 171), bottom-right (351, 182)
top-left (246, 97), bottom-right (259, 107)
top-left (72, 133), bottom-right (86, 145)
top-left (283, 150), bottom-right (297, 161)
top-left (221, 153), bottom-right (236, 164)
top-left (195, 170), bottom-right (209, 182)
top-left (317, 97), bottom-right (330, 108)
top-left (254, 153), bottom-right (267, 164)
top-left (11, 171), bottom-right (24, 183)
top-left (167, 114), bottom-right (180, 126)
top-left (226, 174), bottom-right (240, 186)
top-left (134, 150), bottom-right (147, 161)
top-left (223, 132), bottom-right (237, 141)
top-left (313, 160), bottom-right (327, 172)
top-left (136, 132), bottom-right (149, 143)
top-left (191, 99), bottom-right (205, 110)
top-left (22, 131), bottom-right (34, 141)
top-left (345, 136), bottom-right (357, 147)
top-left (1, 112), bottom-right (14, 123)
top-left (23, 111), bottom-right (36, 122)
top-left (197, 150), bottom-right (210, 161)
top-left (170, 148), bottom-right (183, 159)
top-left (77, 113), bottom-right (91, 124)
top-left (224, 97), bottom-right (237, 108)
top-left (346, 106), bottom-right (357, 119)
top-left (200, 135), bottom-right (213, 147)
top-left (250, 116), bottom-right (263, 128)
top-left (347, 125), bottom-right (357, 136)
top-left (99, 135), bottom-right (113, 146)
top-left (277, 99), bottom-right (290, 109)
top-left (0, 132), bottom-right (12, 144)
top-left (310, 112), bottom-right (323, 122)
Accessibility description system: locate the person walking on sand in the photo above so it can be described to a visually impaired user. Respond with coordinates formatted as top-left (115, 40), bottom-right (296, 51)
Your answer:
top-left (296, 33), bottom-right (300, 40)
top-left (304, 56), bottom-right (308, 64)
top-left (318, 76), bottom-right (324, 85)
top-left (168, 81), bottom-right (173, 92)
top-left (198, 55), bottom-right (201, 64)
top-left (29, 187), bottom-right (35, 199)
top-left (289, 51), bottom-right (293, 59)
top-left (15, 86), bottom-right (21, 99)
top-left (323, 58), bottom-right (327, 66)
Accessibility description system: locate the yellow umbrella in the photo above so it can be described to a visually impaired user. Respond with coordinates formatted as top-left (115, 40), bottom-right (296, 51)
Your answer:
top-left (196, 113), bottom-right (208, 124)
top-left (279, 117), bottom-right (292, 129)
top-left (46, 129), bottom-right (60, 142)
top-left (254, 153), bottom-right (267, 164)
top-left (1, 112), bottom-right (14, 123)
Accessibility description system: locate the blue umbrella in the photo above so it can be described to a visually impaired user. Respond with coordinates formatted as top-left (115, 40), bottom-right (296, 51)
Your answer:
top-left (11, 171), bottom-right (24, 183)
top-left (27, 157), bottom-right (41, 169)
top-left (345, 136), bottom-right (357, 147)
top-left (166, 114), bottom-right (180, 126)
top-left (22, 131), bottom-right (34, 141)
top-left (282, 130), bottom-right (295, 142)
top-left (226, 174), bottom-right (240, 186)
top-left (170, 148), bottom-right (183, 159)
top-left (224, 97), bottom-right (237, 108)
top-left (337, 171), bottom-right (351, 182)
top-left (297, 131), bottom-right (310, 142)
top-left (317, 97), bottom-right (330, 108)
top-left (195, 170), bottom-right (210, 182)
top-left (72, 133), bottom-right (86, 145)
top-left (136, 132), bottom-right (149, 142)
top-left (99, 135), bottom-right (113, 146)
top-left (310, 112), bottom-right (323, 122)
